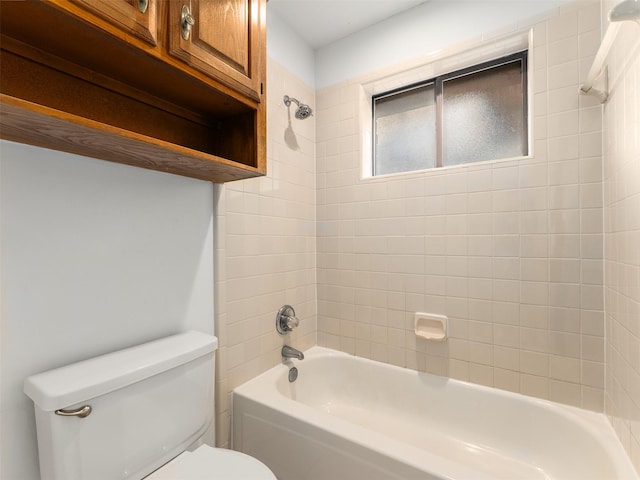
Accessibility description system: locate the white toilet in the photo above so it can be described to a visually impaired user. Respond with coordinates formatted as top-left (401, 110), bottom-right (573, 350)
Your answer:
top-left (23, 331), bottom-right (276, 480)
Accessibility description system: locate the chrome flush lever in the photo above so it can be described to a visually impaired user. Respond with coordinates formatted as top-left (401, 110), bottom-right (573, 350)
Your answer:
top-left (55, 405), bottom-right (92, 418)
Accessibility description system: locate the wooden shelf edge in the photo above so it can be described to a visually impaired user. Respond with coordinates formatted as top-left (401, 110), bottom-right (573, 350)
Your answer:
top-left (0, 94), bottom-right (265, 183)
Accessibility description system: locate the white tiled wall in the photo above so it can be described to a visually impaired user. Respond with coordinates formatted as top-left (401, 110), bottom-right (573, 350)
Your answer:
top-left (213, 59), bottom-right (317, 448)
top-left (602, 0), bottom-right (640, 471)
top-left (316, 1), bottom-right (607, 411)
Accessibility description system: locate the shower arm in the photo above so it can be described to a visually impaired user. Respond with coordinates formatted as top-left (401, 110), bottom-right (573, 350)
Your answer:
top-left (283, 95), bottom-right (300, 107)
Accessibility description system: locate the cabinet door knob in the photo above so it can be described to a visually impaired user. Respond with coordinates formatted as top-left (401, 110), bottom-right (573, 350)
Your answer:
top-left (181, 5), bottom-right (196, 40)
top-left (137, 0), bottom-right (148, 13)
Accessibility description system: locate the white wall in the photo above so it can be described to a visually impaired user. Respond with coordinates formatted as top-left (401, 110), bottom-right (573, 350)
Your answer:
top-left (0, 140), bottom-right (214, 480)
top-left (315, 0), bottom-right (572, 88)
top-left (267, 9), bottom-right (316, 88)
top-left (268, 0), bottom-right (569, 89)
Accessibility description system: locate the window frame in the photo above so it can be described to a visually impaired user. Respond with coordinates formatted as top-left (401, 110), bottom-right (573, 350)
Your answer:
top-left (371, 50), bottom-right (528, 176)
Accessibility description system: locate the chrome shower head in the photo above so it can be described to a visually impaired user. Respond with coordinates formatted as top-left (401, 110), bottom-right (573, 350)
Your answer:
top-left (294, 103), bottom-right (313, 120)
top-left (283, 95), bottom-right (313, 120)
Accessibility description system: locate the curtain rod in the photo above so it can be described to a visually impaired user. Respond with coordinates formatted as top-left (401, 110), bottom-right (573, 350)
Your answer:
top-left (580, 0), bottom-right (640, 103)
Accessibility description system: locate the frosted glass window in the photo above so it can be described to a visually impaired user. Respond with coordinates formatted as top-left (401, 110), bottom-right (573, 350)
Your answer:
top-left (374, 84), bottom-right (436, 175)
top-left (371, 52), bottom-right (527, 176)
top-left (442, 60), bottom-right (526, 166)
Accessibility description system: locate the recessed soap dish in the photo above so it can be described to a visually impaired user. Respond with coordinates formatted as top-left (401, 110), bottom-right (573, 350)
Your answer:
top-left (414, 312), bottom-right (448, 341)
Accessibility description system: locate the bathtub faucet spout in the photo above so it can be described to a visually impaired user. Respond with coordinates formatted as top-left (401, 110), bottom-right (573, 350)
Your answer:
top-left (282, 345), bottom-right (304, 360)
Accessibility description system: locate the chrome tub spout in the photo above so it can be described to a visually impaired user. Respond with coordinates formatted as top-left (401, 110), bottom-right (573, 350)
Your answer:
top-left (282, 345), bottom-right (304, 360)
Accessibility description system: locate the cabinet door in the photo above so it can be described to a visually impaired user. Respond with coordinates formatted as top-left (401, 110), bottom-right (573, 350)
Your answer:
top-left (70, 0), bottom-right (158, 45)
top-left (169, 0), bottom-right (265, 102)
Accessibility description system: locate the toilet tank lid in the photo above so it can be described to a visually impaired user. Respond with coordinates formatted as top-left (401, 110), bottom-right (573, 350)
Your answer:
top-left (24, 331), bottom-right (218, 411)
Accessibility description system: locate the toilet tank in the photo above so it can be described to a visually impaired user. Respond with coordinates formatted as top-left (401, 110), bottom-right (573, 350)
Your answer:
top-left (24, 331), bottom-right (218, 480)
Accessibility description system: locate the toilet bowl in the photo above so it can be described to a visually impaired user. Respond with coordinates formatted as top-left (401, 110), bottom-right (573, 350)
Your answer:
top-left (146, 444), bottom-right (276, 479)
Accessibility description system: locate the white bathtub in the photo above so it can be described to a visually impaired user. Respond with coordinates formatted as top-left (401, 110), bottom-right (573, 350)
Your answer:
top-left (233, 347), bottom-right (637, 480)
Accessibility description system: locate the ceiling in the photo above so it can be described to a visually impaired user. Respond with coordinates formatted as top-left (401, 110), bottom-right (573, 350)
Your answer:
top-left (267, 0), bottom-right (428, 49)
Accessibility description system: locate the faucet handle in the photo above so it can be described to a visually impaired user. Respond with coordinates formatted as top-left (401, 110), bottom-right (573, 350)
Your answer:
top-left (285, 314), bottom-right (299, 329)
top-left (276, 305), bottom-right (299, 334)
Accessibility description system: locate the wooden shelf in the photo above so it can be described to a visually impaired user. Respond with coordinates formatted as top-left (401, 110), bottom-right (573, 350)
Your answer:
top-left (1, 95), bottom-right (262, 182)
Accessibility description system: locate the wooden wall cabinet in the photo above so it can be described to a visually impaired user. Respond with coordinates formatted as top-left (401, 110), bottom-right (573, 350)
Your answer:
top-left (0, 0), bottom-right (267, 183)
top-left (169, 0), bottom-right (263, 102)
